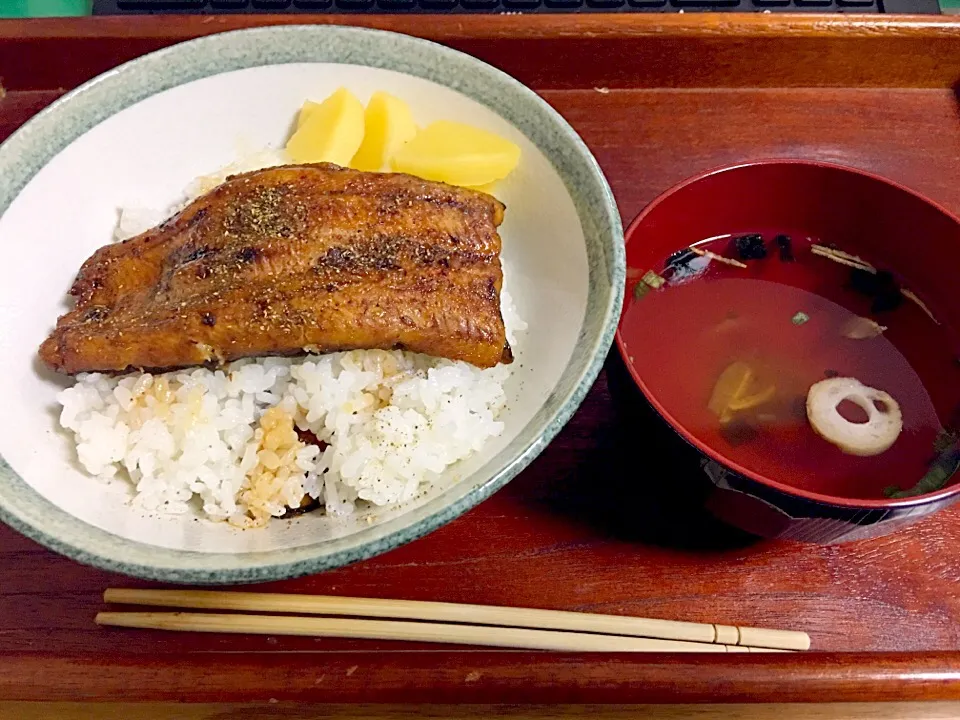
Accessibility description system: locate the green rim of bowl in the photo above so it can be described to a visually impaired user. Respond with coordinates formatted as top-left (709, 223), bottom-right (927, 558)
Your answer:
top-left (0, 25), bottom-right (625, 584)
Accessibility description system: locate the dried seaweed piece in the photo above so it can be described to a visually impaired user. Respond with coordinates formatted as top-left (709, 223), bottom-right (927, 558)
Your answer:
top-left (934, 427), bottom-right (959, 455)
top-left (871, 272), bottom-right (902, 309)
top-left (775, 234), bottom-right (794, 262)
top-left (870, 271), bottom-right (904, 313)
top-left (849, 267), bottom-right (883, 295)
top-left (666, 248), bottom-right (698, 270)
top-left (720, 418), bottom-right (760, 447)
top-left (734, 234), bottom-right (767, 261)
top-left (849, 268), bottom-right (903, 313)
top-left (884, 444), bottom-right (960, 499)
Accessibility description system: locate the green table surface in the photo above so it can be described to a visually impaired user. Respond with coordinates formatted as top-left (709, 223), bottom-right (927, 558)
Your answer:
top-left (0, 0), bottom-right (90, 17)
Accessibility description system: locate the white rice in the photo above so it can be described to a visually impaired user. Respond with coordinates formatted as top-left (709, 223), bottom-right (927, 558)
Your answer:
top-left (57, 150), bottom-right (526, 527)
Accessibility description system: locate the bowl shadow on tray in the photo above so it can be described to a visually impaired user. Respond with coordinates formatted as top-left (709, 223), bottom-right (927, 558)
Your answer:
top-left (534, 349), bottom-right (761, 552)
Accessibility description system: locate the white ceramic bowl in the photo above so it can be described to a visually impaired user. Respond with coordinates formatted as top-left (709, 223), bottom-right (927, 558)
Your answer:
top-left (0, 25), bottom-right (623, 583)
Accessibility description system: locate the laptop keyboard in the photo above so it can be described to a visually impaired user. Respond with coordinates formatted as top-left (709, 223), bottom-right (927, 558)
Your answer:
top-left (96, 0), bottom-right (940, 13)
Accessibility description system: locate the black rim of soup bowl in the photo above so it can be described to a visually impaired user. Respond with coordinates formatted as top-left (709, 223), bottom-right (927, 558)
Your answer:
top-left (615, 159), bottom-right (960, 543)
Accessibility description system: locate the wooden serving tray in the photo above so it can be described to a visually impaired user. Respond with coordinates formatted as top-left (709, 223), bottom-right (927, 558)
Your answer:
top-left (0, 14), bottom-right (959, 705)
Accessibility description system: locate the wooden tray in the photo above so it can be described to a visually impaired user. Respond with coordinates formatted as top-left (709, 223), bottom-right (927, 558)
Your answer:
top-left (1, 14), bottom-right (959, 705)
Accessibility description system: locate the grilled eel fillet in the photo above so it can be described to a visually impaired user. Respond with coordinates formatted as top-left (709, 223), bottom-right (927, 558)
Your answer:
top-left (39, 163), bottom-right (513, 374)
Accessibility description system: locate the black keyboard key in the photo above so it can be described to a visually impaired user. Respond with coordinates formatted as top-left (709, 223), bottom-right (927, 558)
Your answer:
top-left (88, 0), bottom-right (945, 17)
top-left (118, 0), bottom-right (205, 6)
top-left (882, 0), bottom-right (937, 11)
top-left (671, 0), bottom-right (738, 6)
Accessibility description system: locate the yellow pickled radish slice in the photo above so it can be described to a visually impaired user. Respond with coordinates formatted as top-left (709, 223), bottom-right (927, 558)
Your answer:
top-left (351, 92), bottom-right (418, 172)
top-left (296, 100), bottom-right (323, 129)
top-left (708, 361), bottom-right (753, 418)
top-left (708, 361), bottom-right (777, 424)
top-left (286, 88), bottom-right (365, 166)
top-left (390, 120), bottom-right (521, 188)
top-left (727, 384), bottom-right (777, 412)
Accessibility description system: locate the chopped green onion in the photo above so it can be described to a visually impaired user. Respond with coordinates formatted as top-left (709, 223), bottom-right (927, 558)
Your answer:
top-left (934, 428), bottom-right (959, 454)
top-left (791, 312), bottom-right (810, 326)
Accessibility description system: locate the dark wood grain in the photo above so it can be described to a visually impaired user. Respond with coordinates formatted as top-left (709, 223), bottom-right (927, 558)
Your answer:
top-left (2, 653), bottom-right (960, 703)
top-left (7, 703), bottom-right (960, 720)
top-left (2, 15), bottom-right (960, 92)
top-left (1, 17), bottom-right (960, 703)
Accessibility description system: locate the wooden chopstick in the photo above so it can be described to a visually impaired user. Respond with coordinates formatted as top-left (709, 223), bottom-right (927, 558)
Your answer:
top-left (103, 589), bottom-right (810, 651)
top-left (95, 612), bottom-right (789, 652)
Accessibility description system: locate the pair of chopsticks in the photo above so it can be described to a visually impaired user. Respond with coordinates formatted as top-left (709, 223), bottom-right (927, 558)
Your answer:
top-left (97, 589), bottom-right (811, 653)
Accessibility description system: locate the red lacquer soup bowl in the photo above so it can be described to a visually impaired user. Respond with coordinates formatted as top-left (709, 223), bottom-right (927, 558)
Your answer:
top-left (617, 160), bottom-right (960, 543)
